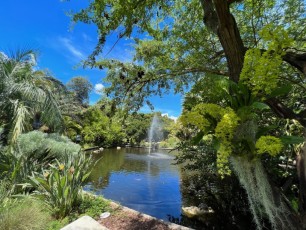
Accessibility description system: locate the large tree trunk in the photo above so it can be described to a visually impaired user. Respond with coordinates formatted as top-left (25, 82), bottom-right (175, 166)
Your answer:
top-left (200, 0), bottom-right (245, 82)
top-left (297, 130), bottom-right (306, 229)
top-left (213, 0), bottom-right (245, 83)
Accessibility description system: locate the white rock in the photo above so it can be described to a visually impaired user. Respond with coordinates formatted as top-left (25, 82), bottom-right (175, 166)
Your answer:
top-left (100, 212), bottom-right (110, 219)
top-left (61, 215), bottom-right (108, 230)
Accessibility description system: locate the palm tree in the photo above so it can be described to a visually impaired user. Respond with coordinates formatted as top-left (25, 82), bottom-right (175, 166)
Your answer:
top-left (0, 49), bottom-right (65, 144)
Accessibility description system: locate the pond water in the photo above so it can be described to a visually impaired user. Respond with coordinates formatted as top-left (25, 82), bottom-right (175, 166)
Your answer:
top-left (84, 147), bottom-right (255, 230)
top-left (84, 148), bottom-right (183, 221)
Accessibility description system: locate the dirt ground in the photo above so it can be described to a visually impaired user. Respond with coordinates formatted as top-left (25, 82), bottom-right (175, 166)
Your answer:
top-left (98, 202), bottom-right (192, 230)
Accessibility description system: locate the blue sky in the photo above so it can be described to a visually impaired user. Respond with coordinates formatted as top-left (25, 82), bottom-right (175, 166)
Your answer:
top-left (0, 0), bottom-right (182, 119)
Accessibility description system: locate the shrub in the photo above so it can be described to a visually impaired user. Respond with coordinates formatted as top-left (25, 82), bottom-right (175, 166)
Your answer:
top-left (79, 193), bottom-right (110, 218)
top-left (159, 136), bottom-right (179, 149)
top-left (0, 131), bottom-right (81, 187)
top-left (47, 218), bottom-right (69, 230)
top-left (29, 152), bottom-right (93, 219)
top-left (16, 131), bottom-right (81, 160)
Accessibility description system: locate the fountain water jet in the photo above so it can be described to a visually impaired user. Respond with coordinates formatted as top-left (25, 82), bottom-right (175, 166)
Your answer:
top-left (148, 114), bottom-right (163, 154)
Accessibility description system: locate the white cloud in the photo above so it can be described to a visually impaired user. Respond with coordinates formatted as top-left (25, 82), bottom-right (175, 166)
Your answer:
top-left (140, 105), bottom-right (180, 121)
top-left (58, 37), bottom-right (85, 60)
top-left (94, 83), bottom-right (105, 95)
top-left (161, 113), bottom-right (178, 122)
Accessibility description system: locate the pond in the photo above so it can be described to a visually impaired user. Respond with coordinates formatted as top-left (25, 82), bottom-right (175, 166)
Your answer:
top-left (84, 147), bottom-right (255, 230)
top-left (84, 148), bottom-right (183, 221)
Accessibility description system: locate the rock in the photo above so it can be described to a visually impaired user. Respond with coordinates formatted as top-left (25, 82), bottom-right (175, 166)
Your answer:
top-left (182, 206), bottom-right (214, 218)
top-left (61, 215), bottom-right (108, 230)
top-left (100, 212), bottom-right (110, 219)
top-left (99, 147), bottom-right (104, 151)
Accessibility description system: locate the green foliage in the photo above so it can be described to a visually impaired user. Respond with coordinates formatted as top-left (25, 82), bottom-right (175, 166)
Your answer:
top-left (124, 113), bottom-right (151, 145)
top-left (0, 197), bottom-right (52, 230)
top-left (0, 49), bottom-right (65, 144)
top-left (0, 180), bottom-right (12, 207)
top-left (29, 152), bottom-right (93, 219)
top-left (0, 131), bottom-right (81, 188)
top-left (66, 76), bottom-right (93, 106)
top-left (16, 131), bottom-right (81, 159)
top-left (240, 25), bottom-right (294, 97)
top-left (71, 1), bottom-right (306, 228)
top-left (159, 136), bottom-right (179, 149)
top-left (82, 106), bottom-right (125, 147)
top-left (182, 75), bottom-right (230, 110)
top-left (259, 24), bottom-right (294, 51)
top-left (215, 111), bottom-right (240, 177)
top-left (176, 142), bottom-right (253, 227)
top-left (181, 103), bottom-right (240, 177)
top-left (240, 48), bottom-right (283, 97)
top-left (47, 218), bottom-right (69, 230)
top-left (255, 136), bottom-right (283, 156)
top-left (180, 103), bottom-right (225, 132)
top-left (63, 116), bottom-right (82, 140)
top-left (79, 194), bottom-right (110, 218)
top-left (44, 193), bottom-right (110, 229)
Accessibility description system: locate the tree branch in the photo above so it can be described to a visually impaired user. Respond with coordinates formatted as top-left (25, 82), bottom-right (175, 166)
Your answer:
top-left (283, 50), bottom-right (306, 76)
top-left (266, 98), bottom-right (306, 127)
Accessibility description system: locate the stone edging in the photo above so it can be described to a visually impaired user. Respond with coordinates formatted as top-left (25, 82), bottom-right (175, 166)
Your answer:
top-left (108, 201), bottom-right (195, 230)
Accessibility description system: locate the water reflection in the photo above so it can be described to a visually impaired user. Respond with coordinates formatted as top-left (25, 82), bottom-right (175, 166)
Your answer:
top-left (85, 148), bottom-right (182, 221)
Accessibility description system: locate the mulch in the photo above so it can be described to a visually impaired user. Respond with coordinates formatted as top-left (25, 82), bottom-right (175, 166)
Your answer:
top-left (98, 202), bottom-right (193, 230)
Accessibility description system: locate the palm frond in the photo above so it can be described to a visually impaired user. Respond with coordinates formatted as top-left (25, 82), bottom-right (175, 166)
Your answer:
top-left (5, 47), bottom-right (38, 64)
top-left (41, 88), bottom-right (64, 131)
top-left (0, 48), bottom-right (65, 144)
top-left (8, 100), bottom-right (31, 144)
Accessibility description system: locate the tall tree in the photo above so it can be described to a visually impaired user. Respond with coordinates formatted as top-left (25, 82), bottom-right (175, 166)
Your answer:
top-left (66, 76), bottom-right (93, 106)
top-left (71, 0), bottom-right (306, 228)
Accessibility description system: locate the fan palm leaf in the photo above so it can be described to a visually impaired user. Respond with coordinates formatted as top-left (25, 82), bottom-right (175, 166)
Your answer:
top-left (0, 49), bottom-right (65, 144)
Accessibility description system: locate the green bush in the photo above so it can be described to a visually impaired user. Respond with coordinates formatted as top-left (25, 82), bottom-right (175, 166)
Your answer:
top-left (159, 136), bottom-right (179, 148)
top-left (47, 218), bottom-right (69, 230)
top-left (0, 131), bottom-right (81, 187)
top-left (0, 180), bottom-right (12, 208)
top-left (79, 193), bottom-right (110, 218)
top-left (16, 131), bottom-right (81, 160)
top-left (0, 198), bottom-right (51, 230)
top-left (29, 152), bottom-right (93, 219)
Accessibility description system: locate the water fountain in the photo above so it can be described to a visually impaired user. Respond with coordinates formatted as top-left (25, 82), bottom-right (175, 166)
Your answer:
top-left (147, 114), bottom-right (174, 159)
top-left (148, 114), bottom-right (163, 154)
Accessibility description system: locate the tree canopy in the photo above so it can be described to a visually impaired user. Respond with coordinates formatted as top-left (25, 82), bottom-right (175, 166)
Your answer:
top-left (66, 76), bottom-right (93, 106)
top-left (72, 0), bottom-right (306, 114)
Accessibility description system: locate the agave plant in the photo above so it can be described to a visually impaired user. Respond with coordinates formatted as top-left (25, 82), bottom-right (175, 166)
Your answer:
top-left (0, 49), bottom-right (65, 144)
